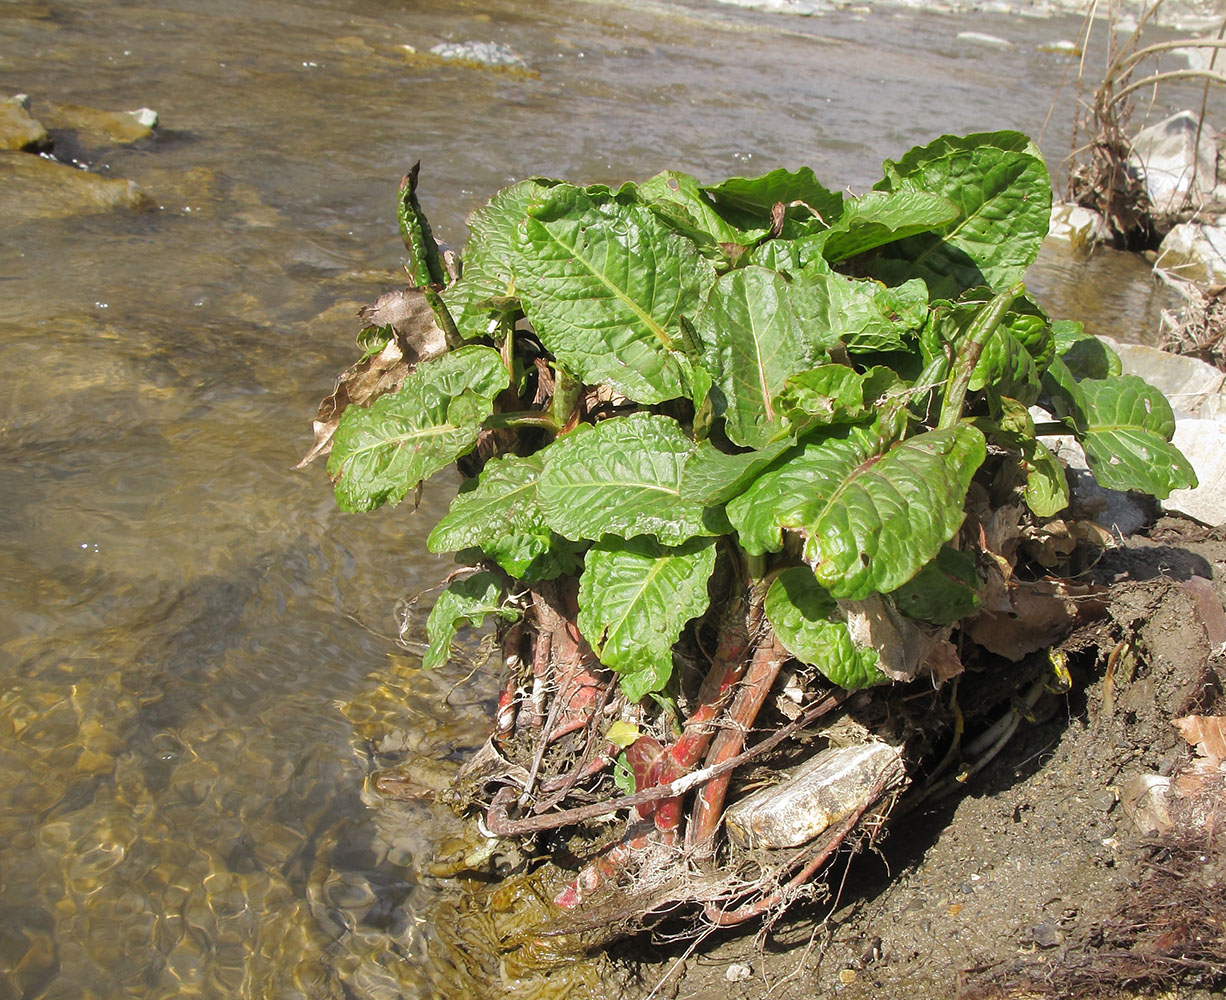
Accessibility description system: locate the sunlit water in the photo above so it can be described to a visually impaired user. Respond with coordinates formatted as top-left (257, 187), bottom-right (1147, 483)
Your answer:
top-left (0, 1), bottom-right (1209, 996)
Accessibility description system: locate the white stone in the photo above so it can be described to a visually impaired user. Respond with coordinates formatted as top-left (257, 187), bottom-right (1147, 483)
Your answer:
top-left (1155, 221), bottom-right (1226, 285)
top-left (1169, 418), bottom-right (1226, 526)
top-left (1129, 110), bottom-right (1219, 216)
top-left (1048, 202), bottom-right (1111, 250)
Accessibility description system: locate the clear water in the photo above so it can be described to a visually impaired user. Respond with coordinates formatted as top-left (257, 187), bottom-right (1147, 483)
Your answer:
top-left (0, 1), bottom-right (1201, 996)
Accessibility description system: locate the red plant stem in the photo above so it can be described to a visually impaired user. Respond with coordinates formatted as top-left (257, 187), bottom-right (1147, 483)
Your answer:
top-left (483, 689), bottom-right (848, 838)
top-left (653, 586), bottom-right (766, 837)
top-left (686, 633), bottom-right (789, 857)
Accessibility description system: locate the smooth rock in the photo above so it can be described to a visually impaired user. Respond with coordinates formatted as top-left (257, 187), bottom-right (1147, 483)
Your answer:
top-left (0, 151), bottom-right (150, 221)
top-left (0, 94), bottom-right (49, 151)
top-left (1120, 772), bottom-right (1173, 835)
top-left (36, 99), bottom-right (158, 143)
top-left (1169, 418), bottom-right (1226, 526)
top-left (1129, 110), bottom-right (1219, 217)
top-left (1048, 202), bottom-right (1110, 251)
top-left (1154, 221), bottom-right (1226, 285)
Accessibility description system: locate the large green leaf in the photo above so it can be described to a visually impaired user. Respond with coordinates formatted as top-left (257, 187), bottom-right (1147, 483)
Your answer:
top-left (1042, 362), bottom-right (1196, 498)
top-left (423, 572), bottom-right (520, 671)
top-left (764, 568), bottom-right (886, 690)
top-left (872, 131), bottom-right (1051, 294)
top-left (1078, 377), bottom-right (1196, 498)
top-left (804, 425), bottom-right (986, 598)
top-left (727, 427), bottom-right (878, 557)
top-left (697, 266), bottom-right (839, 448)
top-left (679, 437), bottom-right (796, 505)
top-left (514, 185), bottom-right (716, 403)
top-left (427, 453), bottom-right (582, 580)
top-left (537, 413), bottom-right (726, 544)
top-left (327, 346), bottom-right (509, 512)
top-left (727, 424), bottom-right (986, 598)
top-left (444, 179), bottom-right (556, 339)
top-left (577, 537), bottom-right (716, 702)
top-left (816, 189), bottom-right (959, 263)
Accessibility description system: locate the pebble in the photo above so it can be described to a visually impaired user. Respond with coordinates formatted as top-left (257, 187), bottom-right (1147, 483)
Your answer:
top-left (725, 962), bottom-right (752, 982)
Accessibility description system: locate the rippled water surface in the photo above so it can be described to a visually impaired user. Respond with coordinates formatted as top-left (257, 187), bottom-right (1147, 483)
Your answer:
top-left (0, 1), bottom-right (1206, 996)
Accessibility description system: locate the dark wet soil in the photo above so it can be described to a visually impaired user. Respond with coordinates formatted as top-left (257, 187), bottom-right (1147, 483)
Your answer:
top-left (613, 516), bottom-right (1226, 1000)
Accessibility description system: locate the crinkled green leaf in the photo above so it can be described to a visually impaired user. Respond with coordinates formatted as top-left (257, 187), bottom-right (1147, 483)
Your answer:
top-left (424, 572), bottom-right (519, 671)
top-left (1001, 294), bottom-right (1055, 372)
top-left (515, 185), bottom-right (716, 403)
top-left (872, 131), bottom-right (1051, 294)
top-left (888, 546), bottom-right (981, 625)
top-left (980, 397), bottom-right (1070, 517)
top-left (971, 327), bottom-right (1041, 406)
top-left (1043, 362), bottom-right (1196, 498)
top-left (791, 271), bottom-right (927, 354)
top-left (727, 428), bottom-right (874, 557)
top-left (816, 189), bottom-right (959, 263)
top-left (327, 346), bottom-right (509, 512)
top-left (444, 179), bottom-right (557, 339)
top-left (578, 536), bottom-right (716, 702)
top-left (746, 233), bottom-right (830, 272)
top-left (428, 453), bottom-right (582, 580)
top-left (697, 266), bottom-right (839, 448)
top-left (776, 364), bottom-right (883, 427)
top-left (728, 424), bottom-right (987, 598)
top-left (804, 424), bottom-right (986, 598)
top-left (537, 413), bottom-right (726, 544)
top-left (765, 567), bottom-right (886, 690)
top-left (679, 437), bottom-right (796, 505)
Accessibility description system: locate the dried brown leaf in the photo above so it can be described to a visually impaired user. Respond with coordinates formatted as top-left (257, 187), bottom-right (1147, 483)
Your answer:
top-left (296, 288), bottom-right (448, 468)
top-left (1173, 714), bottom-right (1226, 760)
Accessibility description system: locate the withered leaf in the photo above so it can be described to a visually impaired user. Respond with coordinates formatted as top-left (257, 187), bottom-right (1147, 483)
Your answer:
top-left (1173, 715), bottom-right (1226, 761)
top-left (296, 288), bottom-right (449, 468)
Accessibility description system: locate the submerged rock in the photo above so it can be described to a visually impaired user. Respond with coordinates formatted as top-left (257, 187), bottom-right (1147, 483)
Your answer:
top-left (428, 41), bottom-right (528, 69)
top-left (1155, 220), bottom-right (1226, 286)
top-left (0, 94), bottom-right (49, 151)
top-left (35, 99), bottom-right (158, 143)
top-left (0, 151), bottom-right (150, 221)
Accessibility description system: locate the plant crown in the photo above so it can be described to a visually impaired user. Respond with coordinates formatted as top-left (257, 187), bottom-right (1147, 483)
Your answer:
top-left (317, 132), bottom-right (1197, 701)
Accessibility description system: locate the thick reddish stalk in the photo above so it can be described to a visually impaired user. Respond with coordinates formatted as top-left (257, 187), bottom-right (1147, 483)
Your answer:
top-left (653, 585), bottom-right (765, 837)
top-left (686, 632), bottom-right (789, 857)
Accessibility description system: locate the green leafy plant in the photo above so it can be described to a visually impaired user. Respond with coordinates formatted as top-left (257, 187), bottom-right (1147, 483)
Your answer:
top-left (305, 131), bottom-right (1196, 932)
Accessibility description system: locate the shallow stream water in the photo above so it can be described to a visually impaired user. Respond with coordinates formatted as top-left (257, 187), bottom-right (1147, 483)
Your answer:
top-left (0, 1), bottom-right (1211, 997)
